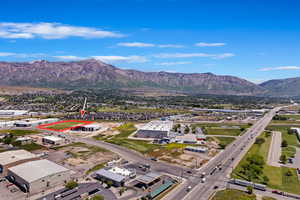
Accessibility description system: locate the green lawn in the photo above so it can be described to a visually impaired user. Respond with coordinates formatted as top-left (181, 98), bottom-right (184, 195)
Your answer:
top-left (86, 163), bottom-right (106, 175)
top-left (212, 189), bottom-right (256, 200)
top-left (206, 128), bottom-right (241, 136)
top-left (262, 197), bottom-right (277, 200)
top-left (98, 123), bottom-right (162, 154)
top-left (232, 131), bottom-right (300, 195)
top-left (45, 121), bottom-right (84, 130)
top-left (0, 129), bottom-right (40, 136)
top-left (282, 146), bottom-right (296, 158)
top-left (192, 123), bottom-right (250, 129)
top-left (280, 115), bottom-right (300, 120)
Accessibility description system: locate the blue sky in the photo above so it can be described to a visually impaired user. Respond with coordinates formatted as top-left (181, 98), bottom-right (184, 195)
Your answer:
top-left (0, 0), bottom-right (300, 83)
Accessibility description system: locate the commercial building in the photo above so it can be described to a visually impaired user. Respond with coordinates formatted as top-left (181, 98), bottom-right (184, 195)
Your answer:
top-left (0, 120), bottom-right (17, 128)
top-left (15, 137), bottom-right (33, 145)
top-left (175, 134), bottom-right (198, 144)
top-left (15, 118), bottom-right (59, 127)
top-left (0, 110), bottom-right (28, 118)
top-left (0, 150), bottom-right (39, 176)
top-left (95, 168), bottom-right (125, 187)
top-left (136, 172), bottom-right (162, 187)
top-left (74, 124), bottom-right (101, 132)
top-left (7, 159), bottom-right (71, 194)
top-left (136, 120), bottom-right (173, 139)
top-left (42, 136), bottom-right (64, 145)
top-left (185, 146), bottom-right (208, 153)
top-left (108, 166), bottom-right (136, 178)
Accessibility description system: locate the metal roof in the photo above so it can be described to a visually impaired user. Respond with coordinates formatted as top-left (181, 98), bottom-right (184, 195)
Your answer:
top-left (96, 169), bottom-right (125, 183)
top-left (136, 172), bottom-right (161, 184)
top-left (8, 159), bottom-right (70, 183)
top-left (139, 120), bottom-right (173, 132)
top-left (0, 150), bottom-right (38, 166)
top-left (43, 136), bottom-right (63, 142)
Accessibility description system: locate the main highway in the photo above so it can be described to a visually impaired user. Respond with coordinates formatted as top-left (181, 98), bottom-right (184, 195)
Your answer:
top-left (165, 106), bottom-right (282, 200)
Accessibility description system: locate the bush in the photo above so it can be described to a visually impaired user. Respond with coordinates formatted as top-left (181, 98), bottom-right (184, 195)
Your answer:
top-left (288, 129), bottom-right (295, 135)
top-left (281, 140), bottom-right (288, 147)
top-left (280, 155), bottom-right (287, 164)
top-left (247, 185), bottom-right (253, 194)
top-left (255, 138), bottom-right (265, 145)
top-left (65, 181), bottom-right (78, 190)
top-left (91, 195), bottom-right (104, 200)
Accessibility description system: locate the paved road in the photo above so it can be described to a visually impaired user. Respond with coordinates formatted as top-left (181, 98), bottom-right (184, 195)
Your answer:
top-left (267, 131), bottom-right (282, 167)
top-left (164, 106), bottom-right (283, 200)
top-left (68, 135), bottom-right (192, 178)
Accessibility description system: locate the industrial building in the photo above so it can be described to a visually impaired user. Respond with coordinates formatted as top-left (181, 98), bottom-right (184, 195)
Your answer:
top-left (95, 168), bottom-right (125, 187)
top-left (174, 134), bottom-right (198, 144)
top-left (136, 120), bottom-right (173, 139)
top-left (7, 159), bottom-right (71, 194)
top-left (15, 137), bottom-right (33, 145)
top-left (0, 120), bottom-right (18, 128)
top-left (42, 136), bottom-right (64, 145)
top-left (108, 166), bottom-right (136, 178)
top-left (136, 172), bottom-right (162, 188)
top-left (0, 110), bottom-right (28, 118)
top-left (73, 123), bottom-right (101, 132)
top-left (15, 118), bottom-right (59, 127)
top-left (0, 150), bottom-right (39, 176)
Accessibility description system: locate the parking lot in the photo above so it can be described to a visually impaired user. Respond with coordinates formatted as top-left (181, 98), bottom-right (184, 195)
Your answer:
top-left (0, 178), bottom-right (26, 200)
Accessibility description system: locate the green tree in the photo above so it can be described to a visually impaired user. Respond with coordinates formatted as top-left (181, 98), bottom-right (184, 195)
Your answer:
top-left (184, 125), bottom-right (190, 134)
top-left (288, 129), bottom-right (295, 135)
top-left (106, 180), bottom-right (113, 188)
top-left (255, 138), bottom-right (265, 145)
top-left (246, 185), bottom-right (253, 194)
top-left (263, 175), bottom-right (269, 184)
top-left (119, 187), bottom-right (126, 196)
top-left (281, 140), bottom-right (288, 147)
top-left (285, 170), bottom-right (293, 177)
top-left (280, 154), bottom-right (287, 164)
top-left (65, 181), bottom-right (78, 190)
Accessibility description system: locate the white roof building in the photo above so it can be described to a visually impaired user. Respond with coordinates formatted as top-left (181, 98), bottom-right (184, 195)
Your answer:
top-left (7, 160), bottom-right (71, 194)
top-left (8, 160), bottom-right (69, 183)
top-left (0, 150), bottom-right (38, 166)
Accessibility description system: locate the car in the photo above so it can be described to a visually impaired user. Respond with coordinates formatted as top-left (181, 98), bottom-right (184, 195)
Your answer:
top-left (150, 157), bottom-right (157, 161)
top-left (186, 170), bottom-right (192, 174)
top-left (213, 185), bottom-right (219, 189)
top-left (187, 186), bottom-right (192, 192)
top-left (0, 178), bottom-right (6, 182)
top-left (272, 190), bottom-right (284, 195)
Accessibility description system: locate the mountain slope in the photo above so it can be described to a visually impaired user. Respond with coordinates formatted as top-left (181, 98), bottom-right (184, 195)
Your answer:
top-left (0, 59), bottom-right (266, 96)
top-left (260, 77), bottom-right (300, 97)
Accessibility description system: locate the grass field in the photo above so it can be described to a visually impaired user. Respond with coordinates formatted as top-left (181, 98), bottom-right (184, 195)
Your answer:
top-left (193, 123), bottom-right (250, 129)
top-left (232, 131), bottom-right (300, 195)
top-left (206, 128), bottom-right (242, 136)
top-left (45, 121), bottom-right (84, 130)
top-left (102, 123), bottom-right (162, 154)
top-left (207, 136), bottom-right (236, 148)
top-left (0, 129), bottom-right (40, 136)
top-left (212, 189), bottom-right (256, 200)
top-left (262, 197), bottom-right (277, 200)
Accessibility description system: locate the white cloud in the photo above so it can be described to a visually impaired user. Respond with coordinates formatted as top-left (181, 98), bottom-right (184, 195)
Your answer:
top-left (0, 52), bottom-right (46, 58)
top-left (0, 52), bottom-right (16, 56)
top-left (117, 42), bottom-right (184, 48)
top-left (154, 52), bottom-right (235, 59)
top-left (53, 55), bottom-right (86, 61)
top-left (195, 42), bottom-right (226, 47)
top-left (91, 55), bottom-right (148, 63)
top-left (259, 66), bottom-right (300, 71)
top-left (117, 42), bottom-right (155, 47)
top-left (156, 61), bottom-right (192, 66)
top-left (0, 22), bottom-right (124, 39)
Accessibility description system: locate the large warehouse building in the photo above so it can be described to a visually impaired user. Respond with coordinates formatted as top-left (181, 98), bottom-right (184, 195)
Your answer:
top-left (15, 118), bottom-right (59, 127)
top-left (7, 159), bottom-right (71, 194)
top-left (0, 150), bottom-right (39, 176)
top-left (135, 120), bottom-right (173, 139)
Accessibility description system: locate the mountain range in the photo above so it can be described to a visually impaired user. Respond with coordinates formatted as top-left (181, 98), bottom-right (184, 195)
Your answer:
top-left (0, 59), bottom-right (298, 97)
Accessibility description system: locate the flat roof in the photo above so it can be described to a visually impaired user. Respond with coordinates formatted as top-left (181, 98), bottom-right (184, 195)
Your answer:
top-left (139, 120), bottom-right (173, 132)
top-left (8, 159), bottom-right (70, 183)
top-left (108, 167), bottom-right (132, 176)
top-left (0, 150), bottom-right (38, 166)
top-left (136, 172), bottom-right (161, 184)
top-left (43, 136), bottom-right (63, 142)
top-left (80, 124), bottom-right (101, 128)
top-left (96, 169), bottom-right (125, 183)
